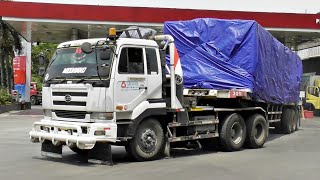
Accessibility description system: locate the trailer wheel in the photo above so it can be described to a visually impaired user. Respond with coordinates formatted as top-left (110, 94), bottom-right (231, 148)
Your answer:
top-left (220, 113), bottom-right (246, 151)
top-left (127, 118), bottom-right (164, 161)
top-left (296, 109), bottom-right (301, 131)
top-left (293, 108), bottom-right (300, 131)
top-left (292, 111), bottom-right (297, 132)
top-left (244, 114), bottom-right (267, 149)
top-left (281, 108), bottom-right (294, 134)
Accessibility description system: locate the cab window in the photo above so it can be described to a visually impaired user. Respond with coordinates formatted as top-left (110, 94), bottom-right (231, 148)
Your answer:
top-left (146, 48), bottom-right (158, 74)
top-left (118, 47), bottom-right (144, 74)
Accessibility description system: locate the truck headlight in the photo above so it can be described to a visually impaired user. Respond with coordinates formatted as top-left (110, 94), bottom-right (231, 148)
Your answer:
top-left (43, 109), bottom-right (52, 117)
top-left (91, 112), bottom-right (113, 120)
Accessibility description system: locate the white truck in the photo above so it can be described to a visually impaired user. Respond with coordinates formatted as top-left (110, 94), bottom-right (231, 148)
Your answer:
top-left (29, 24), bottom-right (301, 164)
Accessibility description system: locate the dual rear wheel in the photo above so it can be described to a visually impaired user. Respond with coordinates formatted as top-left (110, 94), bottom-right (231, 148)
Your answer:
top-left (70, 109), bottom-right (299, 160)
top-left (219, 113), bottom-right (267, 151)
top-left (276, 108), bottom-right (300, 134)
top-left (126, 113), bottom-right (268, 161)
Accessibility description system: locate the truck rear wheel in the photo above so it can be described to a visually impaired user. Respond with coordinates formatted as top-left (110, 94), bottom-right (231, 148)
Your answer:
top-left (281, 108), bottom-right (294, 134)
top-left (219, 113), bottom-right (246, 151)
top-left (295, 108), bottom-right (300, 131)
top-left (292, 111), bottom-right (297, 132)
top-left (127, 118), bottom-right (165, 161)
top-left (244, 114), bottom-right (267, 149)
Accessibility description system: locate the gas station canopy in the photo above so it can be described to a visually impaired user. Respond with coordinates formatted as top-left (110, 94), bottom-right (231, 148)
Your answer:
top-left (1, 1), bottom-right (320, 49)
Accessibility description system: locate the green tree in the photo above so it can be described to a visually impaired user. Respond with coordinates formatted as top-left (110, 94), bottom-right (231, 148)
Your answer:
top-left (0, 20), bottom-right (22, 93)
top-left (31, 43), bottom-right (57, 91)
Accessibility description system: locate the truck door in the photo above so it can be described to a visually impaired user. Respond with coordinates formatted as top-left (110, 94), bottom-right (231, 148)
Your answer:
top-left (145, 47), bottom-right (162, 100)
top-left (114, 46), bottom-right (148, 111)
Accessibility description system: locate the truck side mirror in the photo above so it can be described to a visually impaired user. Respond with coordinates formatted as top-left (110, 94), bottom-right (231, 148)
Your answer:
top-left (38, 54), bottom-right (45, 65)
top-left (38, 66), bottom-right (46, 76)
top-left (100, 49), bottom-right (111, 60)
top-left (81, 42), bottom-right (93, 54)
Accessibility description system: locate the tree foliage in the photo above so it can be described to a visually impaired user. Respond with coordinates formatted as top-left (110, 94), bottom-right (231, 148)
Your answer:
top-left (0, 88), bottom-right (11, 105)
top-left (31, 43), bottom-right (57, 91)
top-left (31, 43), bottom-right (57, 75)
top-left (0, 20), bottom-right (22, 102)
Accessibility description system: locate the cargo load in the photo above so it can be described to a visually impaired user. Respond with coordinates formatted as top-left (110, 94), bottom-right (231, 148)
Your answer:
top-left (164, 18), bottom-right (303, 104)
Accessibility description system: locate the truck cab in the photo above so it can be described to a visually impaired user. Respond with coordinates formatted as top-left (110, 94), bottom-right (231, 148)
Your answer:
top-left (30, 33), bottom-right (169, 156)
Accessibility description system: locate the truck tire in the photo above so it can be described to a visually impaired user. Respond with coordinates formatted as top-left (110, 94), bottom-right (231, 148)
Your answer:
top-left (281, 108), bottom-right (294, 134)
top-left (244, 114), bottom-right (267, 149)
top-left (127, 118), bottom-right (165, 161)
top-left (293, 108), bottom-right (300, 131)
top-left (296, 109), bottom-right (301, 131)
top-left (292, 112), bottom-right (297, 132)
top-left (219, 113), bottom-right (246, 152)
top-left (30, 96), bottom-right (38, 105)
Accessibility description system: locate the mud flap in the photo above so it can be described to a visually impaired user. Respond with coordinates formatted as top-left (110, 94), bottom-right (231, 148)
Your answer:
top-left (164, 135), bottom-right (171, 158)
top-left (87, 143), bottom-right (113, 166)
top-left (41, 140), bottom-right (63, 158)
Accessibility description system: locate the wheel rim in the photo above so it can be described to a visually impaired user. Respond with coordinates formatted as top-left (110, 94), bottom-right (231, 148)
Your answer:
top-left (139, 129), bottom-right (157, 153)
top-left (254, 123), bottom-right (264, 142)
top-left (231, 122), bottom-right (243, 144)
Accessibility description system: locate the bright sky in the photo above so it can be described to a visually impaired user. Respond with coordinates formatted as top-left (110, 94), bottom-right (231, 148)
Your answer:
top-left (14, 0), bottom-right (320, 14)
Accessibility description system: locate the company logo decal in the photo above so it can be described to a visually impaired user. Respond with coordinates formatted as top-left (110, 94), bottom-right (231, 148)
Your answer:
top-left (65, 94), bottom-right (72, 103)
top-left (62, 67), bottom-right (87, 74)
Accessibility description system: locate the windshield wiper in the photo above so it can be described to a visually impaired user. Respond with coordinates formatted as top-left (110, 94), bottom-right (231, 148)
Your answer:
top-left (75, 78), bottom-right (86, 83)
top-left (46, 76), bottom-right (68, 84)
top-left (74, 76), bottom-right (98, 84)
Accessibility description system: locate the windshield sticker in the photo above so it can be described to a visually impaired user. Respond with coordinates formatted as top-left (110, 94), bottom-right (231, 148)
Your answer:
top-left (62, 67), bottom-right (87, 74)
top-left (75, 47), bottom-right (82, 54)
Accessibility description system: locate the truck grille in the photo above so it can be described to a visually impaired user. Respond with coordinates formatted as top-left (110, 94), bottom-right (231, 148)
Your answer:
top-left (54, 110), bottom-right (87, 119)
top-left (53, 101), bottom-right (86, 106)
top-left (52, 91), bottom-right (87, 107)
top-left (52, 92), bottom-right (88, 96)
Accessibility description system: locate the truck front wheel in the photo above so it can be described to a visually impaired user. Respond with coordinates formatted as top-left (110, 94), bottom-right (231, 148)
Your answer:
top-left (127, 118), bottom-right (165, 161)
top-left (219, 113), bottom-right (246, 151)
top-left (244, 114), bottom-right (267, 149)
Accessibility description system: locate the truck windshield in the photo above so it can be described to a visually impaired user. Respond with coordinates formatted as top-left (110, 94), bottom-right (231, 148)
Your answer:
top-left (45, 47), bottom-right (112, 83)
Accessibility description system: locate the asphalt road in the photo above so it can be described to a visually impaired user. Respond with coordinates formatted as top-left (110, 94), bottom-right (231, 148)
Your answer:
top-left (1, 106), bottom-right (320, 180)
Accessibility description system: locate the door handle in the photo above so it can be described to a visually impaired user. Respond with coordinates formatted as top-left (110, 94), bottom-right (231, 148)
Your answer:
top-left (139, 87), bottom-right (148, 90)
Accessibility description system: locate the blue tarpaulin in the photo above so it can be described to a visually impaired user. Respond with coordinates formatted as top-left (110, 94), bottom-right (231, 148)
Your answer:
top-left (164, 18), bottom-right (302, 104)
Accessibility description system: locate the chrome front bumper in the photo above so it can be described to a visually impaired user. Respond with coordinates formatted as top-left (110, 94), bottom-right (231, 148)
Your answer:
top-left (29, 120), bottom-right (117, 149)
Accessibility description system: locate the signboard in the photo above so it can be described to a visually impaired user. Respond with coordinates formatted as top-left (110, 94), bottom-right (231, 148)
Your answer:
top-left (14, 84), bottom-right (26, 100)
top-left (13, 56), bottom-right (26, 84)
